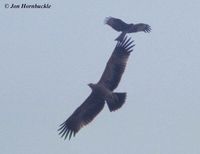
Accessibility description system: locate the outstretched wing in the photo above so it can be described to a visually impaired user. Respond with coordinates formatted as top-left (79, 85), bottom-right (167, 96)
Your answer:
top-left (105, 17), bottom-right (130, 32)
top-left (98, 36), bottom-right (135, 91)
top-left (132, 23), bottom-right (151, 33)
top-left (58, 92), bottom-right (105, 140)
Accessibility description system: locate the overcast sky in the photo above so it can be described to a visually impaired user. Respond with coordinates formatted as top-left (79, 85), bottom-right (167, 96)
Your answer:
top-left (1, 0), bottom-right (200, 154)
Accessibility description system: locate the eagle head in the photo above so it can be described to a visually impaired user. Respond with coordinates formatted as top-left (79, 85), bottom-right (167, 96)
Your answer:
top-left (88, 83), bottom-right (96, 89)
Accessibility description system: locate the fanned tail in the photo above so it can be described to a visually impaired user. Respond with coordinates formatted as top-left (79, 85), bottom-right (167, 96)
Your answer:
top-left (106, 92), bottom-right (126, 112)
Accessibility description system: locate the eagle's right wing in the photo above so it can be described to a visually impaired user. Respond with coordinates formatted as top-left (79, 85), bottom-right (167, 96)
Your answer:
top-left (58, 92), bottom-right (105, 140)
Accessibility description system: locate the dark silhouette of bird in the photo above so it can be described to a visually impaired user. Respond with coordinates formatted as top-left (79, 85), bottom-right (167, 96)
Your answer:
top-left (105, 16), bottom-right (151, 42)
top-left (58, 36), bottom-right (135, 140)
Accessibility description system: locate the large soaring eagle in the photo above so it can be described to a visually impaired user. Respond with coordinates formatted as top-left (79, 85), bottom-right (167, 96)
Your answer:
top-left (58, 36), bottom-right (134, 140)
top-left (105, 16), bottom-right (151, 42)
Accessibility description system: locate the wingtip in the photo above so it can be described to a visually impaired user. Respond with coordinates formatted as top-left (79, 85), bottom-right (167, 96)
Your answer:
top-left (104, 16), bottom-right (110, 24)
top-left (104, 16), bottom-right (114, 25)
top-left (145, 25), bottom-right (152, 33)
top-left (58, 122), bottom-right (77, 140)
top-left (115, 35), bottom-right (135, 53)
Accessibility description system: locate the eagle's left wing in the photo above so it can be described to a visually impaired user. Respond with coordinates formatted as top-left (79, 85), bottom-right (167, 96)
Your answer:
top-left (132, 23), bottom-right (151, 33)
top-left (105, 17), bottom-right (130, 32)
top-left (98, 36), bottom-right (134, 91)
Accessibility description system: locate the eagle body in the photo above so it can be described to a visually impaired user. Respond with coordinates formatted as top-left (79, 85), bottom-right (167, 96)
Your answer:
top-left (88, 83), bottom-right (112, 99)
top-left (58, 36), bottom-right (134, 140)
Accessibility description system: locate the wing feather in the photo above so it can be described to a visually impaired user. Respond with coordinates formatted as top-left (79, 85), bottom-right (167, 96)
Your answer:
top-left (105, 17), bottom-right (130, 31)
top-left (98, 36), bottom-right (134, 91)
top-left (58, 92), bottom-right (105, 140)
top-left (132, 23), bottom-right (151, 33)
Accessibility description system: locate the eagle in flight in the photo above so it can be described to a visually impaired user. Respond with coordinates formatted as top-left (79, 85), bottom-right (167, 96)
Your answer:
top-left (58, 36), bottom-right (134, 140)
top-left (105, 16), bottom-right (151, 42)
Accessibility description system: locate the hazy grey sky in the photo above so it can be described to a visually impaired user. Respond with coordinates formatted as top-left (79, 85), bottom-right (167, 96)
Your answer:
top-left (1, 0), bottom-right (200, 154)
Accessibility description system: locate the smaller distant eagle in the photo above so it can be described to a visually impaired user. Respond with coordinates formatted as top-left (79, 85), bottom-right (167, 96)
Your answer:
top-left (58, 36), bottom-right (134, 140)
top-left (105, 16), bottom-right (151, 42)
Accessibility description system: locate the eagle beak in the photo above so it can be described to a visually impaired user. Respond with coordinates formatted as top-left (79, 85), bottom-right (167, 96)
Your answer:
top-left (88, 83), bottom-right (93, 89)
